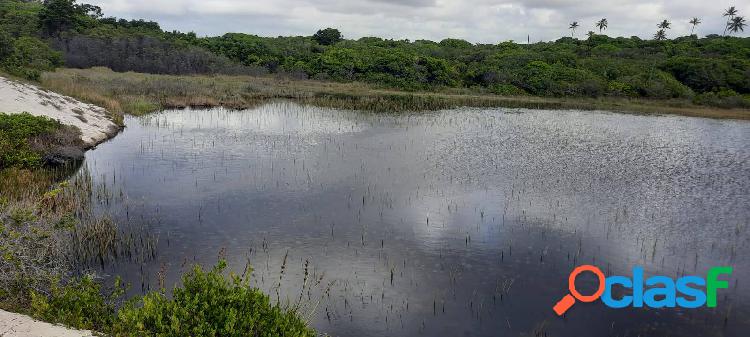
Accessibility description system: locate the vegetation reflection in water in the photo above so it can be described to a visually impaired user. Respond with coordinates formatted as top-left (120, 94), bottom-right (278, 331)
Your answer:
top-left (81, 102), bottom-right (750, 337)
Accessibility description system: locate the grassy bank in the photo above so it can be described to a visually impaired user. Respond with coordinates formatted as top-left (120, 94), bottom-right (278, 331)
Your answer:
top-left (42, 67), bottom-right (750, 120)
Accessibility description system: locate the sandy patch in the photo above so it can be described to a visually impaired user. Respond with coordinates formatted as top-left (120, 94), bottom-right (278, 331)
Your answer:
top-left (0, 76), bottom-right (120, 147)
top-left (0, 310), bottom-right (96, 337)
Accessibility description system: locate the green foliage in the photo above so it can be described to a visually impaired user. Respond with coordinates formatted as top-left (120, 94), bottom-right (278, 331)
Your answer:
top-left (1, 0), bottom-right (750, 109)
top-left (516, 61), bottom-right (606, 97)
top-left (0, 35), bottom-right (62, 80)
top-left (30, 276), bottom-right (121, 331)
top-left (620, 70), bottom-right (694, 98)
top-left (0, 113), bottom-right (62, 168)
top-left (38, 0), bottom-right (101, 36)
top-left (0, 31), bottom-right (13, 60)
top-left (489, 84), bottom-right (527, 96)
top-left (0, 0), bottom-right (42, 37)
top-left (313, 27), bottom-right (342, 46)
top-left (10, 36), bottom-right (63, 70)
top-left (439, 38), bottom-right (473, 49)
top-left (693, 88), bottom-right (750, 108)
top-left (114, 260), bottom-right (315, 337)
top-left (661, 56), bottom-right (750, 93)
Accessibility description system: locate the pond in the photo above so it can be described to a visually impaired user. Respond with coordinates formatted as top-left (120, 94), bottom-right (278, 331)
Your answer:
top-left (82, 102), bottom-right (750, 336)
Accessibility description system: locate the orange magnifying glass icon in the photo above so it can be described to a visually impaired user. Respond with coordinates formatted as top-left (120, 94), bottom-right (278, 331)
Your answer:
top-left (553, 265), bottom-right (606, 316)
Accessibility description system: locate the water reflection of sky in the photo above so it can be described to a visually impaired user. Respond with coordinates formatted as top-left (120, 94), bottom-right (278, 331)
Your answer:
top-left (83, 102), bottom-right (749, 337)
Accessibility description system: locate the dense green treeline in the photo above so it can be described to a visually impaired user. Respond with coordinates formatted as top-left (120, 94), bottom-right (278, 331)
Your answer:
top-left (1, 0), bottom-right (749, 107)
top-left (195, 30), bottom-right (750, 106)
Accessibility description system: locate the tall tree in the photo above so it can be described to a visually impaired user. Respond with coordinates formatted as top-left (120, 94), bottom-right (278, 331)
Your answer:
top-left (313, 28), bottom-right (343, 46)
top-left (654, 29), bottom-right (667, 41)
top-left (38, 0), bottom-right (79, 36)
top-left (689, 17), bottom-right (701, 35)
top-left (569, 21), bottom-right (579, 38)
top-left (38, 0), bottom-right (102, 36)
top-left (723, 6), bottom-right (738, 35)
top-left (596, 18), bottom-right (608, 33)
top-left (657, 20), bottom-right (671, 30)
top-left (727, 16), bottom-right (747, 35)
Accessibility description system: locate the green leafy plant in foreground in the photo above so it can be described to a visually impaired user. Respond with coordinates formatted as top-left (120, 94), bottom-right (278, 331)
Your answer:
top-left (114, 260), bottom-right (315, 337)
top-left (0, 112), bottom-right (83, 169)
top-left (24, 260), bottom-right (316, 336)
top-left (0, 112), bottom-right (60, 168)
top-left (30, 276), bottom-right (121, 331)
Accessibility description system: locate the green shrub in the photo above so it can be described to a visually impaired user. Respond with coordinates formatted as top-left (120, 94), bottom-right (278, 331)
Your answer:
top-left (591, 43), bottom-right (621, 56)
top-left (490, 84), bottom-right (527, 96)
top-left (11, 36), bottom-right (63, 69)
top-left (0, 36), bottom-right (62, 80)
top-left (607, 81), bottom-right (637, 97)
top-left (30, 276), bottom-right (121, 331)
top-left (0, 112), bottom-right (60, 140)
top-left (517, 61), bottom-right (605, 97)
top-left (693, 88), bottom-right (750, 108)
top-left (0, 113), bottom-right (61, 168)
top-left (114, 260), bottom-right (315, 337)
top-left (661, 56), bottom-right (750, 93)
top-left (621, 70), bottom-right (694, 99)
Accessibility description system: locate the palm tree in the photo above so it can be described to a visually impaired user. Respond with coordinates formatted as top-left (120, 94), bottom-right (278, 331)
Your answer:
top-left (723, 6), bottom-right (738, 35)
top-left (689, 17), bottom-right (701, 35)
top-left (654, 29), bottom-right (667, 41)
top-left (655, 20), bottom-right (671, 40)
top-left (569, 21), bottom-right (579, 38)
top-left (724, 6), bottom-right (738, 18)
top-left (596, 18), bottom-right (608, 33)
top-left (727, 16), bottom-right (747, 35)
top-left (586, 31), bottom-right (595, 39)
top-left (657, 20), bottom-right (671, 30)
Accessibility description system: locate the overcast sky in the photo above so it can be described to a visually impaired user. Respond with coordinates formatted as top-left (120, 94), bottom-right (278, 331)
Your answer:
top-left (87, 0), bottom-right (748, 43)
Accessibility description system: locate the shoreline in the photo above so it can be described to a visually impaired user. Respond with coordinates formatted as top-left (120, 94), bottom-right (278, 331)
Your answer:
top-left (1, 75), bottom-right (122, 148)
top-left (40, 68), bottom-right (750, 121)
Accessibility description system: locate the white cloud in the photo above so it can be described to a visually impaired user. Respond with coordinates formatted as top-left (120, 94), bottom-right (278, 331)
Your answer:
top-left (87, 0), bottom-right (749, 42)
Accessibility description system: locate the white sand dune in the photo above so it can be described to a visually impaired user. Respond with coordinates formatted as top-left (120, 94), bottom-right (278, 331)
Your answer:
top-left (0, 76), bottom-right (120, 147)
top-left (0, 310), bottom-right (95, 337)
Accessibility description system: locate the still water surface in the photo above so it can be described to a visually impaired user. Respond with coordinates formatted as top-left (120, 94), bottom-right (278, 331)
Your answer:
top-left (83, 102), bottom-right (750, 336)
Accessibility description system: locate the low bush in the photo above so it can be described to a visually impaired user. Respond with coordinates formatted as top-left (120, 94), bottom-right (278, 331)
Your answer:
top-left (693, 88), bottom-right (750, 108)
top-left (114, 260), bottom-right (316, 337)
top-left (0, 36), bottom-right (62, 80)
top-left (0, 112), bottom-right (83, 168)
top-left (30, 276), bottom-right (121, 331)
top-left (620, 70), bottom-right (694, 99)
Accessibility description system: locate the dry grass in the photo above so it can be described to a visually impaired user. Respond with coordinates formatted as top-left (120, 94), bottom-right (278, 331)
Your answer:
top-left (40, 67), bottom-right (750, 120)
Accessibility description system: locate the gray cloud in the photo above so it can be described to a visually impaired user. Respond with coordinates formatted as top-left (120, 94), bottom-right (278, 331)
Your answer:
top-left (87, 0), bottom-right (748, 42)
